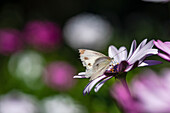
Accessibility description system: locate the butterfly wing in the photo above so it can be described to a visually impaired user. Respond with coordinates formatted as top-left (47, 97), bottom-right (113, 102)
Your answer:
top-left (89, 57), bottom-right (111, 80)
top-left (79, 49), bottom-right (111, 80)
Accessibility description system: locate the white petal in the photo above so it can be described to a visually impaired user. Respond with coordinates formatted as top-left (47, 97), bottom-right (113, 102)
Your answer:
top-left (73, 75), bottom-right (87, 78)
top-left (142, 39), bottom-right (154, 50)
top-left (108, 45), bottom-right (119, 62)
top-left (128, 39), bottom-right (147, 60)
top-left (78, 72), bottom-right (86, 75)
top-left (118, 46), bottom-right (127, 62)
top-left (128, 49), bottom-right (158, 64)
top-left (127, 40), bottom-right (137, 59)
top-left (94, 76), bottom-right (113, 92)
top-left (83, 75), bottom-right (106, 95)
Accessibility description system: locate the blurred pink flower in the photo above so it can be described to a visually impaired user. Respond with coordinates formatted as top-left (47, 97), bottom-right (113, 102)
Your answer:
top-left (142, 0), bottom-right (170, 3)
top-left (43, 62), bottom-right (77, 91)
top-left (0, 29), bottom-right (23, 55)
top-left (23, 21), bottom-right (62, 51)
top-left (111, 69), bottom-right (170, 113)
top-left (154, 40), bottom-right (170, 61)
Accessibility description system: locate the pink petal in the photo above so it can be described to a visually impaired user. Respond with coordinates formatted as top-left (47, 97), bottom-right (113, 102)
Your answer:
top-left (154, 40), bottom-right (170, 55)
top-left (164, 42), bottom-right (170, 48)
top-left (158, 53), bottom-right (170, 62)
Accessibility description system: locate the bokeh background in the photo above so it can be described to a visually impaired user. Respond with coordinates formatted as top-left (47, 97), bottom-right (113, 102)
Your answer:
top-left (0, 0), bottom-right (170, 113)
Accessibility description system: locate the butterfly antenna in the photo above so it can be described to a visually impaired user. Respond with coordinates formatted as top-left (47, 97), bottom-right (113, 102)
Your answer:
top-left (112, 48), bottom-right (127, 59)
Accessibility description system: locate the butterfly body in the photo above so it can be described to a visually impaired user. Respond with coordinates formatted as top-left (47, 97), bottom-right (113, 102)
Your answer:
top-left (79, 49), bottom-right (117, 80)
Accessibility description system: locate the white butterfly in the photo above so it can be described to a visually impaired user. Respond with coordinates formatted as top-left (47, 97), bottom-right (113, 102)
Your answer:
top-left (79, 49), bottom-right (118, 81)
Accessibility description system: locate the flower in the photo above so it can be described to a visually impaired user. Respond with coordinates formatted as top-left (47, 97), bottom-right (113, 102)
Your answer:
top-left (63, 13), bottom-right (112, 50)
top-left (41, 95), bottom-right (88, 113)
top-left (0, 91), bottom-right (39, 113)
top-left (142, 0), bottom-right (170, 3)
top-left (0, 29), bottom-right (23, 55)
top-left (74, 39), bottom-right (161, 95)
top-left (111, 69), bottom-right (170, 113)
top-left (43, 62), bottom-right (77, 91)
top-left (8, 50), bottom-right (45, 89)
top-left (23, 21), bottom-right (61, 52)
top-left (154, 40), bottom-right (170, 61)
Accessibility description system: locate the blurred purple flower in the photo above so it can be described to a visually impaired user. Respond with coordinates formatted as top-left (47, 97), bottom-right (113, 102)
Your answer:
top-left (74, 39), bottom-right (161, 95)
top-left (111, 69), bottom-right (170, 113)
top-left (43, 62), bottom-right (77, 91)
top-left (23, 21), bottom-right (61, 51)
top-left (0, 29), bottom-right (23, 55)
top-left (142, 0), bottom-right (170, 3)
top-left (154, 40), bottom-right (170, 61)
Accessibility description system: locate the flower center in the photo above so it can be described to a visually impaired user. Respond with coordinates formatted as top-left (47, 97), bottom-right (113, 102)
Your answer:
top-left (109, 63), bottom-right (119, 73)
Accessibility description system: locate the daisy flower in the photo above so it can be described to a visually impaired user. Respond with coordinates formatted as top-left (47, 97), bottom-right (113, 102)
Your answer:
top-left (154, 40), bottom-right (170, 62)
top-left (111, 69), bottom-right (170, 113)
top-left (74, 39), bottom-right (161, 95)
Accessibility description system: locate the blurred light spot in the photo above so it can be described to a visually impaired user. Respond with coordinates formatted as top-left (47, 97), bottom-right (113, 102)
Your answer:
top-left (0, 29), bottom-right (23, 55)
top-left (8, 50), bottom-right (45, 89)
top-left (42, 95), bottom-right (88, 113)
top-left (142, 0), bottom-right (170, 2)
top-left (63, 13), bottom-right (113, 50)
top-left (23, 20), bottom-right (62, 52)
top-left (0, 91), bottom-right (39, 113)
top-left (43, 61), bottom-right (77, 91)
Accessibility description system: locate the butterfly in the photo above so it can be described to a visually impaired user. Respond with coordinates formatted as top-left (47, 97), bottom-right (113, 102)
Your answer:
top-left (79, 49), bottom-right (118, 81)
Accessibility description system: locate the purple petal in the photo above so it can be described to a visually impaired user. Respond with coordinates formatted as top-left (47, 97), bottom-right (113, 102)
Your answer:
top-left (83, 75), bottom-right (107, 95)
top-left (158, 53), bottom-right (170, 62)
top-left (128, 40), bottom-right (137, 59)
top-left (94, 76), bottom-right (113, 92)
top-left (125, 61), bottom-right (139, 72)
top-left (118, 61), bottom-right (129, 72)
top-left (108, 45), bottom-right (119, 62)
top-left (118, 46), bottom-right (127, 62)
top-left (128, 49), bottom-right (158, 65)
top-left (138, 60), bottom-right (162, 67)
top-left (154, 40), bottom-right (170, 55)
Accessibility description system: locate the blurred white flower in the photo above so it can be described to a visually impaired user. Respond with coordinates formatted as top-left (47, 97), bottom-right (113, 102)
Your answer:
top-left (63, 13), bottom-right (113, 50)
top-left (0, 91), bottom-right (39, 113)
top-left (8, 50), bottom-right (45, 89)
top-left (42, 95), bottom-right (88, 113)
